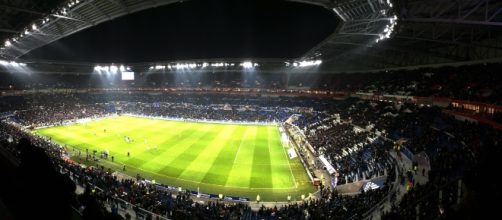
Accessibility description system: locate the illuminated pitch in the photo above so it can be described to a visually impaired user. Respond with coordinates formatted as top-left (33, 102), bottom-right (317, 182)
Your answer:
top-left (35, 116), bottom-right (314, 201)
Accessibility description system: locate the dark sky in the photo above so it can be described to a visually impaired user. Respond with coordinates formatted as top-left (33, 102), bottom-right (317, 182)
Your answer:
top-left (22, 0), bottom-right (338, 63)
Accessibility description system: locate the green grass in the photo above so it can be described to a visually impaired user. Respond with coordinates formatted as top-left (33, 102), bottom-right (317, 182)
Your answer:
top-left (34, 115), bottom-right (315, 201)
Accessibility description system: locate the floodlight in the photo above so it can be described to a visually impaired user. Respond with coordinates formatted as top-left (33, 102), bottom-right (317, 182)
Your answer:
top-left (110, 65), bottom-right (118, 73)
top-left (241, 61), bottom-right (253, 68)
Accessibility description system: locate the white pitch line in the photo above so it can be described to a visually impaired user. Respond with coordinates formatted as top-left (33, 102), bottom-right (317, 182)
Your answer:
top-left (233, 127), bottom-right (247, 164)
top-left (278, 127), bottom-right (298, 188)
top-left (104, 160), bottom-right (296, 190)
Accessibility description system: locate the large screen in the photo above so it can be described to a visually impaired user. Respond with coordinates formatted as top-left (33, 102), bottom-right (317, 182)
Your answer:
top-left (121, 71), bottom-right (134, 80)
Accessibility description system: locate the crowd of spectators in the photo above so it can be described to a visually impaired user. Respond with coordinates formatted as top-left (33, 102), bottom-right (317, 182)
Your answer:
top-left (0, 90), bottom-right (500, 219)
top-left (294, 98), bottom-right (501, 219)
top-left (297, 116), bottom-right (393, 185)
top-left (0, 117), bottom-right (395, 220)
top-left (1, 62), bottom-right (500, 104)
top-left (0, 94), bottom-right (396, 220)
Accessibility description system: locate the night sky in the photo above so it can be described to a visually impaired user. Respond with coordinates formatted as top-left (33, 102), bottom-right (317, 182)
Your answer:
top-left (22, 0), bottom-right (338, 63)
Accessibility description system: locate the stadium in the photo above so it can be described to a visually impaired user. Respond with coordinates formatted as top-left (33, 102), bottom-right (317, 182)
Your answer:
top-left (0, 0), bottom-right (501, 219)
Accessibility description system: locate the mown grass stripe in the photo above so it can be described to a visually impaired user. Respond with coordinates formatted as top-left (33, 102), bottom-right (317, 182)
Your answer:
top-left (224, 126), bottom-right (255, 187)
top-left (124, 122), bottom-right (194, 168)
top-left (249, 126), bottom-right (273, 188)
top-left (200, 126), bottom-right (245, 185)
top-left (141, 124), bottom-right (217, 169)
top-left (178, 125), bottom-right (238, 183)
top-left (158, 124), bottom-right (223, 178)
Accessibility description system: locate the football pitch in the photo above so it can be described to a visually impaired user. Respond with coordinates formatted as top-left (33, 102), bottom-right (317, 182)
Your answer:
top-left (35, 116), bottom-right (315, 201)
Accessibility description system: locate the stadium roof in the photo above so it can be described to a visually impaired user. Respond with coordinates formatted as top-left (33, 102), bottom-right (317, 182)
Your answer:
top-left (1, 0), bottom-right (502, 73)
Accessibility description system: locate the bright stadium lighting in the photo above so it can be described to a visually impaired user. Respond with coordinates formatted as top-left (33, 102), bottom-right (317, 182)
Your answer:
top-left (241, 61), bottom-right (253, 68)
top-left (110, 65), bottom-right (118, 73)
top-left (24, 30), bottom-right (29, 35)
top-left (119, 65), bottom-right (125, 72)
top-left (296, 60), bottom-right (322, 67)
top-left (202, 62), bottom-right (209, 67)
top-left (5, 40), bottom-right (11, 47)
top-left (189, 63), bottom-right (196, 68)
top-left (155, 65), bottom-right (165, 70)
top-left (0, 60), bottom-right (9, 65)
top-left (94, 65), bottom-right (101, 71)
top-left (32, 24), bottom-right (37, 30)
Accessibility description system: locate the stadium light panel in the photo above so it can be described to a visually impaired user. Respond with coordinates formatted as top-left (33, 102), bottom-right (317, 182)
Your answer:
top-left (4, 40), bottom-right (11, 47)
top-left (32, 24), bottom-right (37, 30)
top-left (110, 65), bottom-right (118, 73)
top-left (297, 60), bottom-right (322, 67)
top-left (241, 61), bottom-right (253, 68)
